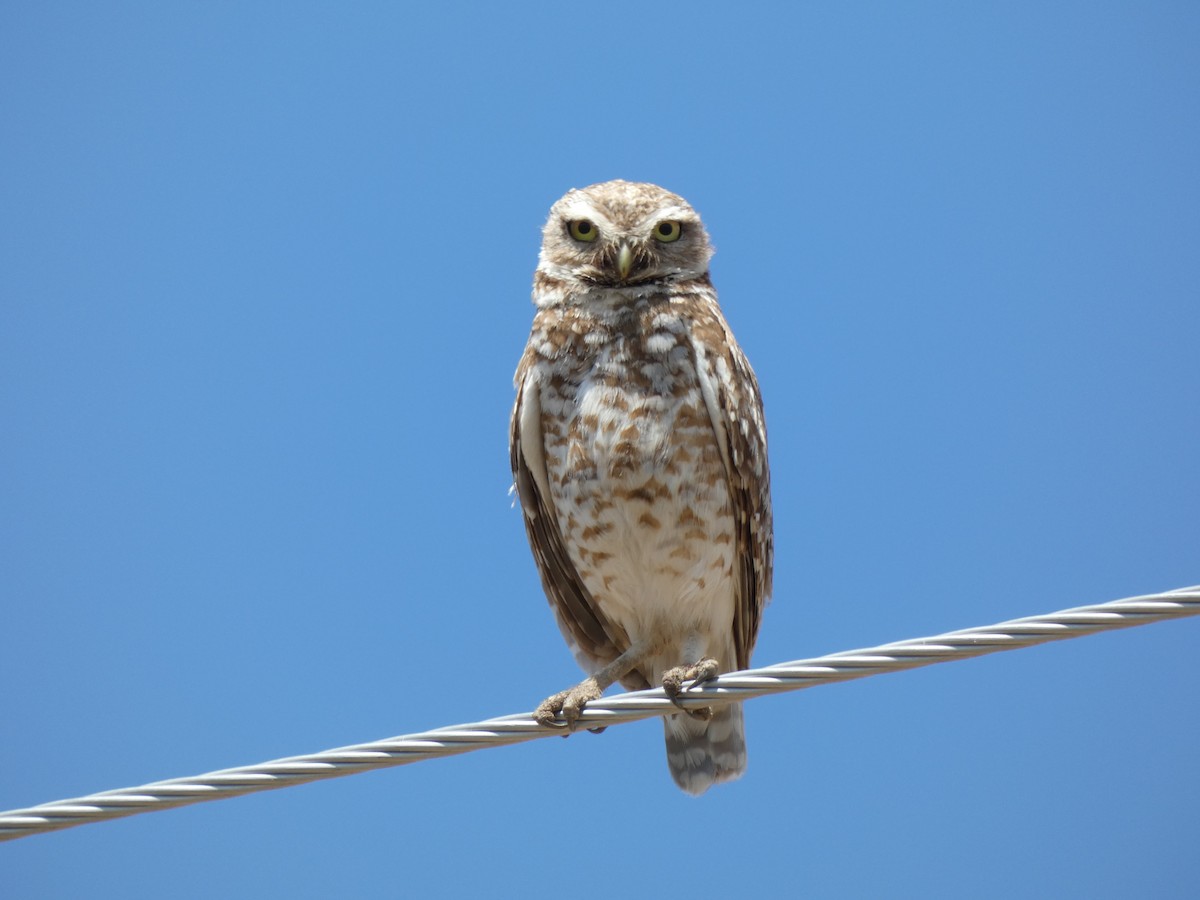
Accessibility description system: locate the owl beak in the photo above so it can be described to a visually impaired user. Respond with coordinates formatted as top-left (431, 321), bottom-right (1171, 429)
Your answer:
top-left (617, 244), bottom-right (633, 281)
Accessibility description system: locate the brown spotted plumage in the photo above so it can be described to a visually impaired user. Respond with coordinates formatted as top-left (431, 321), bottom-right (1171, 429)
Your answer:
top-left (511, 180), bottom-right (772, 794)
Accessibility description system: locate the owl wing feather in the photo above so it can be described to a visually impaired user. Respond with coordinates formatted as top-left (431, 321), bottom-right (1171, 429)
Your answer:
top-left (689, 312), bottom-right (774, 670)
top-left (510, 366), bottom-right (630, 675)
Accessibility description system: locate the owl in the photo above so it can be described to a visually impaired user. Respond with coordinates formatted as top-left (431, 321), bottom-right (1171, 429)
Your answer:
top-left (510, 180), bottom-right (773, 795)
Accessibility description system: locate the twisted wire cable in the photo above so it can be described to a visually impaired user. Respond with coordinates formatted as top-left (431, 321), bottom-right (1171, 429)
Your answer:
top-left (2, 584), bottom-right (1197, 842)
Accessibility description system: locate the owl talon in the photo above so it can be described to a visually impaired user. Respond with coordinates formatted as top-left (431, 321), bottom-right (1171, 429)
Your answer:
top-left (662, 657), bottom-right (720, 719)
top-left (662, 657), bottom-right (720, 695)
top-left (534, 693), bottom-right (572, 729)
top-left (534, 677), bottom-right (604, 732)
top-left (687, 657), bottom-right (721, 691)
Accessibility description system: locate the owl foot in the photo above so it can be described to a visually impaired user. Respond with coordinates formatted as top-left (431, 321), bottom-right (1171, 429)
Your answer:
top-left (534, 676), bottom-right (604, 732)
top-left (662, 657), bottom-right (720, 720)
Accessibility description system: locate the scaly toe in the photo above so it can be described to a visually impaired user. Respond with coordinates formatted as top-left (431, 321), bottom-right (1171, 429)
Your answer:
top-left (662, 657), bottom-right (721, 718)
top-left (535, 677), bottom-right (604, 732)
top-left (684, 657), bottom-right (720, 691)
top-left (534, 691), bottom-right (571, 729)
top-left (662, 669), bottom-right (686, 699)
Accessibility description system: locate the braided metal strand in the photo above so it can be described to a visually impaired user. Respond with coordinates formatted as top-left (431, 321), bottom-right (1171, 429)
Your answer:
top-left (2, 585), bottom-right (1196, 842)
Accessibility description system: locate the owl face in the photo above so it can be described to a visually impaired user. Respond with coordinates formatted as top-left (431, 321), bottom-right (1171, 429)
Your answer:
top-left (537, 180), bottom-right (713, 291)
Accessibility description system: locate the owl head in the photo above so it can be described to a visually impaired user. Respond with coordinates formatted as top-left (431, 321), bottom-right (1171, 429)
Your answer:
top-left (537, 180), bottom-right (713, 293)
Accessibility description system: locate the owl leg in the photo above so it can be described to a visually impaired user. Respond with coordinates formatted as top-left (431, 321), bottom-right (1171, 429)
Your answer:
top-left (661, 657), bottom-right (720, 721)
top-left (534, 641), bottom-right (649, 732)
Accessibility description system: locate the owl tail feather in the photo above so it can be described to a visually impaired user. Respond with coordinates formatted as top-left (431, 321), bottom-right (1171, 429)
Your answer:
top-left (663, 701), bottom-right (747, 795)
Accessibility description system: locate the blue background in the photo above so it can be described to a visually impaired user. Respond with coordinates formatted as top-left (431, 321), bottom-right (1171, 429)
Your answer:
top-left (3, 3), bottom-right (1198, 897)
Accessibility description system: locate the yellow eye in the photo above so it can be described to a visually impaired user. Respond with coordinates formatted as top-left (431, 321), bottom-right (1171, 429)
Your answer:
top-left (568, 220), bottom-right (599, 242)
top-left (653, 220), bottom-right (682, 242)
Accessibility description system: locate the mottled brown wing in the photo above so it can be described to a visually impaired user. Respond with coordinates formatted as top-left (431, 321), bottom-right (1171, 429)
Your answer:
top-left (510, 369), bottom-right (628, 675)
top-left (691, 314), bottom-right (774, 671)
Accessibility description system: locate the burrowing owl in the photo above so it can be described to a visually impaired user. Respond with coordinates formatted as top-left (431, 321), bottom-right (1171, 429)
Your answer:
top-left (510, 180), bottom-right (772, 794)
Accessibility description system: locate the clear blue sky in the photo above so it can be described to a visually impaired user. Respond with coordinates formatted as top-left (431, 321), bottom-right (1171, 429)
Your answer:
top-left (3, 3), bottom-right (1198, 897)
